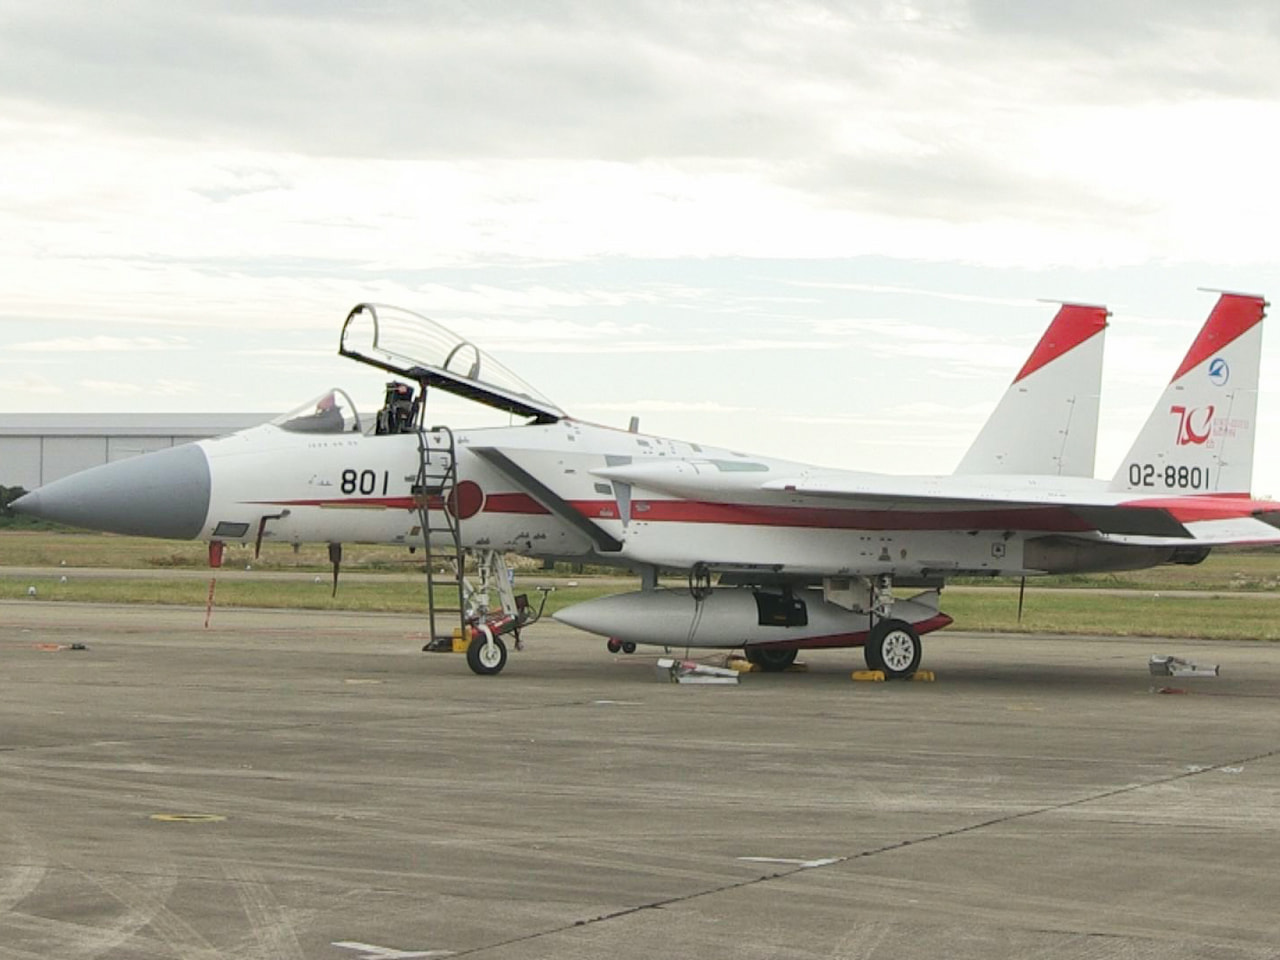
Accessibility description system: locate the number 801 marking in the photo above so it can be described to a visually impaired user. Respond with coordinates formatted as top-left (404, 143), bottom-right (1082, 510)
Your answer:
top-left (341, 469), bottom-right (389, 496)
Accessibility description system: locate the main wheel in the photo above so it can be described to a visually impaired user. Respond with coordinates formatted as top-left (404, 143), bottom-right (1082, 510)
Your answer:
top-left (466, 634), bottom-right (508, 675)
top-left (745, 647), bottom-right (799, 672)
top-left (866, 619), bottom-right (921, 679)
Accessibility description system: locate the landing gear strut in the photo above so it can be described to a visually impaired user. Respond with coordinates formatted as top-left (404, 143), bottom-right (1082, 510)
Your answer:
top-left (433, 550), bottom-right (550, 676)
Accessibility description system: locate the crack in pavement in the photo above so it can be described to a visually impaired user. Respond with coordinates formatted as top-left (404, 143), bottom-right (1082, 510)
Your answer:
top-left (447, 745), bottom-right (1280, 957)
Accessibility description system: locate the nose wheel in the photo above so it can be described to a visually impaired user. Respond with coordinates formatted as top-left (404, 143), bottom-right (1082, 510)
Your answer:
top-left (466, 632), bottom-right (508, 675)
top-left (606, 638), bottom-right (637, 654)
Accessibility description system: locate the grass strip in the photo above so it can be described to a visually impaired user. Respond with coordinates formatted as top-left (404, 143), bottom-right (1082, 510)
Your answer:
top-left (4, 576), bottom-right (1278, 641)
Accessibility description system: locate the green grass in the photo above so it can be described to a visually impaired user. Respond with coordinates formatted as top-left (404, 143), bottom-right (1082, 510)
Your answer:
top-left (944, 590), bottom-right (1280, 641)
top-left (4, 530), bottom-right (1280, 641)
top-left (0, 575), bottom-right (623, 617)
top-left (4, 530), bottom-right (1280, 589)
top-left (0, 531), bottom-right (428, 571)
top-left (954, 552), bottom-right (1280, 592)
top-left (4, 574), bottom-right (1279, 641)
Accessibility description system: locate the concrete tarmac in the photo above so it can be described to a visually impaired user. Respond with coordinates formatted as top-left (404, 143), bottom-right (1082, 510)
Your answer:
top-left (2, 600), bottom-right (1278, 959)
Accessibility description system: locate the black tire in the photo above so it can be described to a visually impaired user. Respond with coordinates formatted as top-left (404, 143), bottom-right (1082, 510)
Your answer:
top-left (466, 634), bottom-right (507, 675)
top-left (606, 638), bottom-right (623, 654)
top-left (866, 619), bottom-right (921, 679)
top-left (745, 646), bottom-right (799, 672)
top-left (621, 641), bottom-right (637, 654)
top-left (863, 638), bottom-right (884, 672)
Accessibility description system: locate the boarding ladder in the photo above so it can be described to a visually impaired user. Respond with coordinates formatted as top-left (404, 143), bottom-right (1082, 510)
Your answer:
top-left (413, 424), bottom-right (468, 647)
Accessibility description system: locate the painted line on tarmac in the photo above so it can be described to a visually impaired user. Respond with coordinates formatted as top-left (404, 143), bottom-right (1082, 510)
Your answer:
top-left (333, 941), bottom-right (453, 959)
top-left (738, 856), bottom-right (840, 869)
top-left (148, 814), bottom-right (227, 823)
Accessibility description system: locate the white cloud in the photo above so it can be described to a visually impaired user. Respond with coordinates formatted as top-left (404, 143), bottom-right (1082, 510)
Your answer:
top-left (4, 374), bottom-right (63, 396)
top-left (783, 281), bottom-right (1041, 308)
top-left (78, 378), bottom-right (198, 397)
top-left (10, 335), bottom-right (189, 352)
top-left (581, 399), bottom-right (752, 415)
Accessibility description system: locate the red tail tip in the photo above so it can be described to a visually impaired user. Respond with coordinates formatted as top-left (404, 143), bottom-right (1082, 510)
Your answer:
top-left (1171, 293), bottom-right (1267, 383)
top-left (1013, 303), bottom-right (1108, 383)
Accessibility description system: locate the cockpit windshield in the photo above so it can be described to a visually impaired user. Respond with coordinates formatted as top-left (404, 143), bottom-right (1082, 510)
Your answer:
top-left (272, 389), bottom-right (362, 434)
top-left (339, 303), bottom-right (564, 423)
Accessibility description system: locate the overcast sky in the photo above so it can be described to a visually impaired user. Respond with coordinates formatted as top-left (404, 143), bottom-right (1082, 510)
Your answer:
top-left (3, 1), bottom-right (1279, 492)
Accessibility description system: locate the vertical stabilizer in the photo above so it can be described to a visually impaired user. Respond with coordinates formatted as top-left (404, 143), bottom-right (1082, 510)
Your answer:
top-left (1110, 292), bottom-right (1267, 495)
top-left (955, 303), bottom-right (1108, 476)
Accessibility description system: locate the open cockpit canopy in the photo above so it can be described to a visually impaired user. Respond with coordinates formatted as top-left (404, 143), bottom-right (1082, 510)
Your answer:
top-left (339, 303), bottom-right (565, 423)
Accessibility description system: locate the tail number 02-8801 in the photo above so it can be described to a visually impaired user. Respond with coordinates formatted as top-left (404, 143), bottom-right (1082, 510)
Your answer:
top-left (1128, 464), bottom-right (1208, 490)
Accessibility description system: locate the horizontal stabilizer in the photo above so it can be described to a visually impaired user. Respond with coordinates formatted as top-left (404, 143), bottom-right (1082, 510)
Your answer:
top-left (1066, 505), bottom-right (1190, 538)
top-left (1254, 509), bottom-right (1280, 531)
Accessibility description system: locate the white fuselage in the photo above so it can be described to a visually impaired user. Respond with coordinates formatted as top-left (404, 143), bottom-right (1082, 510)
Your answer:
top-left (190, 417), bottom-right (1213, 578)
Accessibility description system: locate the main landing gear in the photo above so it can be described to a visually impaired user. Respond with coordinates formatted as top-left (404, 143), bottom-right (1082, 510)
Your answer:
top-left (859, 574), bottom-right (923, 680)
top-left (744, 647), bottom-right (799, 672)
top-left (863, 618), bottom-right (922, 680)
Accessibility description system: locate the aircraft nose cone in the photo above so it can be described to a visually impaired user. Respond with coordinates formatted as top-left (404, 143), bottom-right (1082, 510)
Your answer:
top-left (12, 443), bottom-right (212, 539)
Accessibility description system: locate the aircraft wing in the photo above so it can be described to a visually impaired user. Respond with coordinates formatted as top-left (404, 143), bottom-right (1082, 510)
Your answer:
top-left (767, 478), bottom-right (1280, 545)
top-left (765, 477), bottom-right (1205, 539)
top-left (591, 461), bottom-right (1194, 538)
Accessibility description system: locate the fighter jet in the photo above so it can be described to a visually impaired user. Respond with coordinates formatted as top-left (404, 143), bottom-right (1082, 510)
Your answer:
top-left (14, 293), bottom-right (1274, 677)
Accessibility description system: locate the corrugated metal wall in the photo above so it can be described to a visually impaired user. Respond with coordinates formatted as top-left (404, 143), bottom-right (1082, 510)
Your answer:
top-left (0, 417), bottom-right (265, 489)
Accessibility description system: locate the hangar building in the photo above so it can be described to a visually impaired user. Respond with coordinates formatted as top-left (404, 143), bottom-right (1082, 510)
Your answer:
top-left (0, 414), bottom-right (270, 490)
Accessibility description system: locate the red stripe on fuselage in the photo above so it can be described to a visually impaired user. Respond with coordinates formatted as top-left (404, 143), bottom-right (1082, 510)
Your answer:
top-left (249, 492), bottom-right (1269, 535)
top-left (245, 491), bottom-right (549, 514)
top-left (246, 496), bottom-right (421, 509)
top-left (594, 499), bottom-right (1096, 533)
top-left (482, 492), bottom-right (550, 515)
